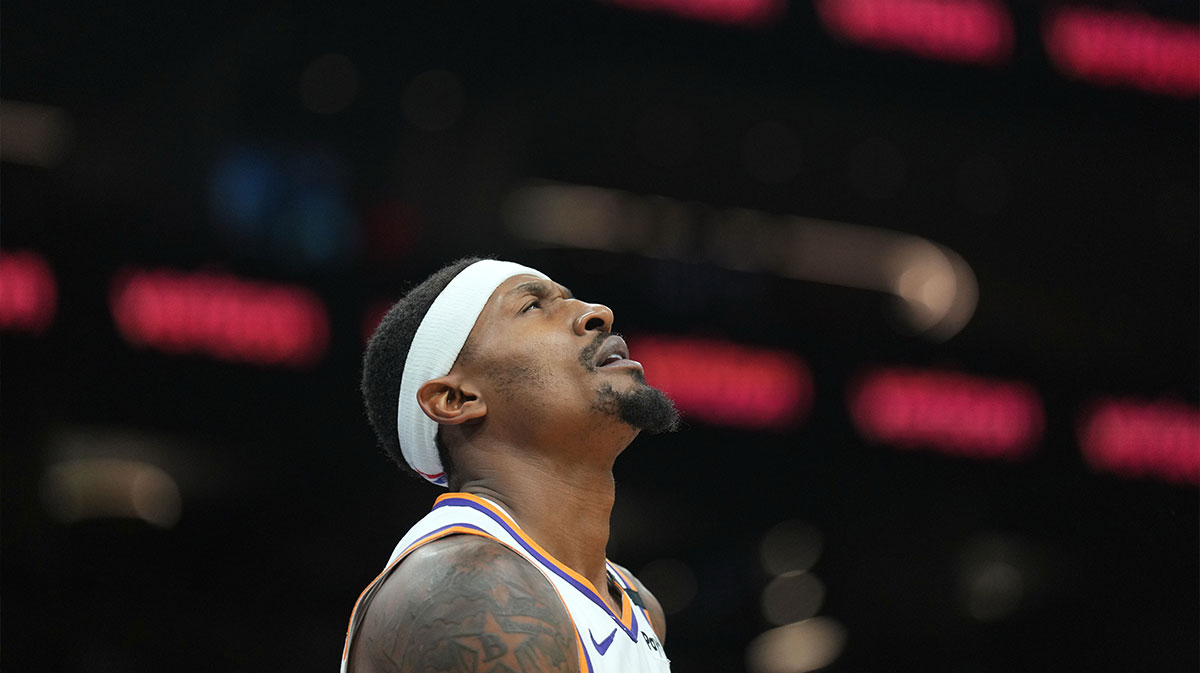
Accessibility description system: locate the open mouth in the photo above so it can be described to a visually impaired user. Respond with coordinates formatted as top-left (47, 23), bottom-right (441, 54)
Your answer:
top-left (594, 335), bottom-right (642, 370)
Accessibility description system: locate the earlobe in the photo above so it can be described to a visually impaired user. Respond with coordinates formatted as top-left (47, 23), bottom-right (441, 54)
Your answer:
top-left (416, 376), bottom-right (488, 425)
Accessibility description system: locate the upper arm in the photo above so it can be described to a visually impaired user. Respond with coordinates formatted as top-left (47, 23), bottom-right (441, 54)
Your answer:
top-left (610, 562), bottom-right (668, 645)
top-left (348, 536), bottom-right (580, 673)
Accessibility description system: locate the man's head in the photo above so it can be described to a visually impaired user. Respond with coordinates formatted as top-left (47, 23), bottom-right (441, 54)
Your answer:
top-left (362, 258), bottom-right (678, 488)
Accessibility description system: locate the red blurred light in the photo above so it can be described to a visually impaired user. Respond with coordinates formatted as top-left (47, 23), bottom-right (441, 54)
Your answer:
top-left (848, 368), bottom-right (1043, 460)
top-left (601, 0), bottom-right (786, 27)
top-left (109, 268), bottom-right (330, 367)
top-left (634, 335), bottom-right (812, 430)
top-left (363, 200), bottom-right (420, 265)
top-left (1078, 399), bottom-right (1200, 485)
top-left (815, 0), bottom-right (1014, 64)
top-left (362, 299), bottom-right (394, 345)
top-left (0, 249), bottom-right (57, 334)
top-left (1043, 8), bottom-right (1200, 98)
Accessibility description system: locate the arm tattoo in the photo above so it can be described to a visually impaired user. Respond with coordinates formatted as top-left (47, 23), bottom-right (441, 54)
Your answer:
top-left (356, 538), bottom-right (577, 673)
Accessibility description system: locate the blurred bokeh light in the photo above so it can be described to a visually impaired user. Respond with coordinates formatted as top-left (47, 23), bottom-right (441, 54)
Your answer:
top-left (2, 1), bottom-right (1195, 671)
top-left (0, 249), bottom-right (57, 334)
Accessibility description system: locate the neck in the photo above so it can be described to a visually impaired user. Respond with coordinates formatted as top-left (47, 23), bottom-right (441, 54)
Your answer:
top-left (457, 447), bottom-right (620, 605)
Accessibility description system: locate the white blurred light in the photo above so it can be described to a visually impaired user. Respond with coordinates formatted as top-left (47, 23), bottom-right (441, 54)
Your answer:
top-left (746, 617), bottom-right (847, 673)
top-left (0, 99), bottom-right (74, 168)
top-left (742, 121), bottom-right (802, 184)
top-left (760, 519), bottom-right (824, 575)
top-left (888, 240), bottom-right (959, 333)
top-left (762, 571), bottom-right (826, 625)
top-left (41, 458), bottom-right (182, 528)
top-left (637, 558), bottom-right (699, 614)
top-left (502, 180), bottom-right (979, 340)
top-left (503, 182), bottom-right (639, 251)
top-left (964, 560), bottom-right (1024, 622)
top-left (402, 69), bottom-right (465, 131)
top-left (957, 532), bottom-right (1038, 623)
top-left (939, 247), bottom-right (977, 340)
top-left (299, 53), bottom-right (359, 115)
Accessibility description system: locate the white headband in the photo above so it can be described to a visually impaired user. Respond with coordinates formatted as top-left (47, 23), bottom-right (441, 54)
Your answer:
top-left (397, 260), bottom-right (549, 486)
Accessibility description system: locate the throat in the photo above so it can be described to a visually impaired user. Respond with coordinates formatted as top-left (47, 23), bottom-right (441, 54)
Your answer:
top-left (462, 468), bottom-right (617, 594)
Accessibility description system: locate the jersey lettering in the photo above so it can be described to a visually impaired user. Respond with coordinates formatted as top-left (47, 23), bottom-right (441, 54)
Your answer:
top-left (641, 632), bottom-right (662, 652)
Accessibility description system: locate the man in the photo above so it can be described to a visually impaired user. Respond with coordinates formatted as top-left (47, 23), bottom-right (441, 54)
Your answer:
top-left (342, 257), bottom-right (680, 673)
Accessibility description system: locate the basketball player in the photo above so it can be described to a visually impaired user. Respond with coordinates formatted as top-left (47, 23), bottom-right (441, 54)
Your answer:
top-left (342, 258), bottom-right (680, 672)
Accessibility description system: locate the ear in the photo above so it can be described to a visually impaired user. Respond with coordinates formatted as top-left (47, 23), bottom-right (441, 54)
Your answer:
top-left (417, 375), bottom-right (488, 426)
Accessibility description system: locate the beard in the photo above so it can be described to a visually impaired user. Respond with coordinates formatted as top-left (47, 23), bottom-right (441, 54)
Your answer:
top-left (593, 369), bottom-right (680, 434)
top-left (580, 331), bottom-right (680, 434)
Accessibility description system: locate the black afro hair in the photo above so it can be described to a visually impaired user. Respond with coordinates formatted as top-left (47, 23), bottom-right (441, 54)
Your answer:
top-left (361, 256), bottom-right (482, 485)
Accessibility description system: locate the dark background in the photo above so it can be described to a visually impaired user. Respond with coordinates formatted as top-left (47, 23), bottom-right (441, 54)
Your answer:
top-left (2, 1), bottom-right (1197, 672)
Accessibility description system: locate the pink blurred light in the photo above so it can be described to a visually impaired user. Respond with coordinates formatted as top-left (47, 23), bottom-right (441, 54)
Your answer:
top-left (815, 0), bottom-right (1014, 64)
top-left (601, 0), bottom-right (786, 27)
top-left (1043, 8), bottom-right (1200, 98)
top-left (1078, 399), bottom-right (1200, 485)
top-left (848, 367), bottom-right (1043, 460)
top-left (634, 335), bottom-right (813, 430)
top-left (0, 249), bottom-right (57, 334)
top-left (109, 268), bottom-right (330, 367)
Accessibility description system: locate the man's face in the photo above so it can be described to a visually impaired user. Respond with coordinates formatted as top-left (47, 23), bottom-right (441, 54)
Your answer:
top-left (455, 274), bottom-right (678, 444)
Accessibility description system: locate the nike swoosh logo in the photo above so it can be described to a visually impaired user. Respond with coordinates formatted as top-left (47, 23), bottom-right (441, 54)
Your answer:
top-left (590, 628), bottom-right (617, 655)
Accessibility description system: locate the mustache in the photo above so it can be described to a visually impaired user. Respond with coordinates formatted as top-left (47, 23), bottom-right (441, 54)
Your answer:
top-left (578, 331), bottom-right (621, 372)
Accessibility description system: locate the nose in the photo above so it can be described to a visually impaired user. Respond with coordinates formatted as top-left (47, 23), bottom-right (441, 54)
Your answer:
top-left (572, 302), bottom-right (614, 336)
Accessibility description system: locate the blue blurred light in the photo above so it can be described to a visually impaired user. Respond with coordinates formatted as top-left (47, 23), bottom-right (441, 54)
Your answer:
top-left (278, 190), bottom-right (359, 265)
top-left (209, 146), bottom-right (360, 268)
top-left (211, 148), bottom-right (282, 237)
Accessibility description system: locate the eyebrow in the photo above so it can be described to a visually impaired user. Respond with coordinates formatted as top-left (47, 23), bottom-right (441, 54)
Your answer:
top-left (505, 281), bottom-right (574, 300)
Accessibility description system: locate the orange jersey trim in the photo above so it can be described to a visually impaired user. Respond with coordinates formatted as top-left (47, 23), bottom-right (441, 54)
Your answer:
top-left (608, 562), bottom-right (658, 634)
top-left (341, 522), bottom-right (592, 673)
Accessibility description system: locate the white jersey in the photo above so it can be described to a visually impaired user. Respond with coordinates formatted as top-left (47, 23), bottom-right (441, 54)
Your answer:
top-left (341, 492), bottom-right (671, 673)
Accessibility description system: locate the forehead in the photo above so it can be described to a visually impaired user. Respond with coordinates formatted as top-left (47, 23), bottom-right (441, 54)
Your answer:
top-left (463, 273), bottom-right (567, 342)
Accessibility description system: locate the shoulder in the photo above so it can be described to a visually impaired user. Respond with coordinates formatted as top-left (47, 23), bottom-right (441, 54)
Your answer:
top-left (609, 562), bottom-right (668, 644)
top-left (348, 535), bottom-right (580, 673)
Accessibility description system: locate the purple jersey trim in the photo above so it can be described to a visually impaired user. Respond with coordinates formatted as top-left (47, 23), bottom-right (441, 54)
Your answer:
top-left (401, 521), bottom-right (488, 553)
top-left (434, 496), bottom-right (641, 642)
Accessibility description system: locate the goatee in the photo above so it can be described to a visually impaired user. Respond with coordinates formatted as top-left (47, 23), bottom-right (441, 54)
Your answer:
top-left (594, 370), bottom-right (680, 434)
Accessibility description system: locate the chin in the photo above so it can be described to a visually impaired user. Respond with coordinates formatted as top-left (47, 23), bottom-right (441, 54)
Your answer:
top-left (593, 378), bottom-right (681, 435)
